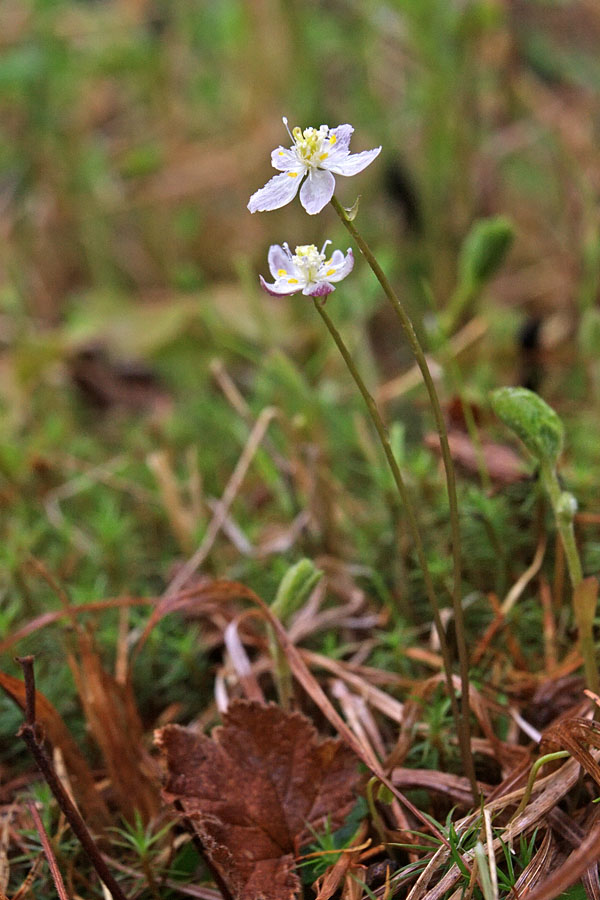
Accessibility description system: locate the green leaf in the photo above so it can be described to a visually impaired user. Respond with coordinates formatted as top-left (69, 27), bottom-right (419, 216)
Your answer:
top-left (490, 386), bottom-right (564, 465)
top-left (458, 216), bottom-right (514, 292)
top-left (270, 559), bottom-right (323, 621)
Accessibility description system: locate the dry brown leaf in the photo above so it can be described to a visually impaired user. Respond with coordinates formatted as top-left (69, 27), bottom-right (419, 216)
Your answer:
top-left (156, 700), bottom-right (360, 900)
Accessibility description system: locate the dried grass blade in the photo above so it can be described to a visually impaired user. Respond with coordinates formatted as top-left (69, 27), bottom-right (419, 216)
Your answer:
top-left (27, 801), bottom-right (70, 900)
top-left (543, 718), bottom-right (600, 787)
top-left (392, 769), bottom-right (490, 807)
top-left (582, 862), bottom-right (600, 900)
top-left (10, 856), bottom-right (43, 900)
top-left (516, 823), bottom-right (600, 900)
top-left (223, 619), bottom-right (264, 703)
top-left (301, 650), bottom-right (405, 723)
top-left (68, 633), bottom-right (160, 823)
top-left (162, 406), bottom-right (278, 598)
top-left (513, 829), bottom-right (556, 895)
top-left (482, 807), bottom-right (498, 900)
top-left (312, 822), bottom-right (369, 900)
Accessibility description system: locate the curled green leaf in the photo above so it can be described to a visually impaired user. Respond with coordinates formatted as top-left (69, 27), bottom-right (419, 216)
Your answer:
top-left (490, 387), bottom-right (564, 465)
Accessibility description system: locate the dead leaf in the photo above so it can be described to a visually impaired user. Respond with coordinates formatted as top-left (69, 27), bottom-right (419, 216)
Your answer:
top-left (69, 345), bottom-right (171, 415)
top-left (156, 700), bottom-right (359, 900)
top-left (424, 431), bottom-right (527, 484)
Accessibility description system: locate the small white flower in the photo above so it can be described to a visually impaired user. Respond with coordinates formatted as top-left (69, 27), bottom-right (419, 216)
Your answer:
top-left (248, 118), bottom-right (381, 216)
top-left (259, 241), bottom-right (354, 299)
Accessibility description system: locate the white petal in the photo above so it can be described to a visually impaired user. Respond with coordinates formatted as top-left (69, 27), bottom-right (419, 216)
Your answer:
top-left (319, 249), bottom-right (354, 283)
top-left (259, 275), bottom-right (301, 296)
top-left (299, 168), bottom-right (336, 215)
top-left (327, 146), bottom-right (381, 176)
top-left (328, 124), bottom-right (354, 153)
top-left (267, 244), bottom-right (292, 279)
top-left (271, 146), bottom-right (300, 171)
top-left (328, 249), bottom-right (354, 282)
top-left (248, 171), bottom-right (302, 213)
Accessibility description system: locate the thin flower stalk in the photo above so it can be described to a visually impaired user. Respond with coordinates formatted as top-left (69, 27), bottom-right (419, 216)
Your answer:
top-left (313, 297), bottom-right (477, 799)
top-left (329, 194), bottom-right (476, 801)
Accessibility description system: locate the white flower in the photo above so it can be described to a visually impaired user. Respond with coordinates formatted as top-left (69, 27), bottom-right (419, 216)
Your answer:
top-left (259, 241), bottom-right (354, 299)
top-left (248, 118), bottom-right (381, 216)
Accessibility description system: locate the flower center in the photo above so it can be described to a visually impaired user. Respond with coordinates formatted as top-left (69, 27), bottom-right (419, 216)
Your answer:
top-left (292, 244), bottom-right (325, 281)
top-left (292, 125), bottom-right (336, 166)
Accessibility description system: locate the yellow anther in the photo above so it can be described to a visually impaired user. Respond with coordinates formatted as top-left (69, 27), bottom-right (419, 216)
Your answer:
top-left (329, 134), bottom-right (337, 144)
top-left (277, 269), bottom-right (287, 277)
top-left (326, 269), bottom-right (336, 276)
top-left (318, 153), bottom-right (329, 161)
top-left (287, 171), bottom-right (298, 177)
top-left (288, 278), bottom-right (299, 284)
top-left (292, 126), bottom-right (302, 140)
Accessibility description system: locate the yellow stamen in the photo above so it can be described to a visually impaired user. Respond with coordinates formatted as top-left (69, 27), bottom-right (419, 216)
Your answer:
top-left (288, 278), bottom-right (299, 284)
top-left (277, 269), bottom-right (287, 277)
top-left (326, 269), bottom-right (336, 276)
top-left (287, 171), bottom-right (298, 177)
top-left (318, 153), bottom-right (329, 161)
top-left (329, 134), bottom-right (337, 144)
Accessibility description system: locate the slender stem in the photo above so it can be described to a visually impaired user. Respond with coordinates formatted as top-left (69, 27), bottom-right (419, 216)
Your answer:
top-left (16, 658), bottom-right (129, 900)
top-left (314, 299), bottom-right (478, 801)
top-left (538, 465), bottom-right (597, 694)
top-left (28, 800), bottom-right (71, 900)
top-left (330, 195), bottom-right (476, 800)
top-left (510, 751), bottom-right (569, 822)
top-left (539, 463), bottom-right (583, 589)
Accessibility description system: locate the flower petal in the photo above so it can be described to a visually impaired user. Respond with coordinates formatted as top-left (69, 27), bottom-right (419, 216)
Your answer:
top-left (259, 275), bottom-right (301, 297)
top-left (248, 171), bottom-right (303, 213)
top-left (305, 281), bottom-right (334, 298)
top-left (327, 147), bottom-right (381, 177)
top-left (299, 168), bottom-right (336, 215)
top-left (271, 146), bottom-right (301, 172)
top-left (328, 124), bottom-right (354, 153)
top-left (267, 244), bottom-right (293, 279)
top-left (324, 249), bottom-right (354, 282)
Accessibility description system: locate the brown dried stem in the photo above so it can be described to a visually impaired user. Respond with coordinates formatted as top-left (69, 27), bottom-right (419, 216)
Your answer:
top-left (27, 800), bottom-right (70, 900)
top-left (14, 657), bottom-right (129, 900)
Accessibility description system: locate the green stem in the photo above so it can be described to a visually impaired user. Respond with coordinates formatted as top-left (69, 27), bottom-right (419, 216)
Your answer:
top-left (330, 195), bottom-right (475, 800)
top-left (313, 298), bottom-right (479, 802)
top-left (538, 465), bottom-right (597, 693)
top-left (539, 462), bottom-right (583, 589)
top-left (365, 777), bottom-right (389, 846)
top-left (510, 751), bottom-right (569, 822)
